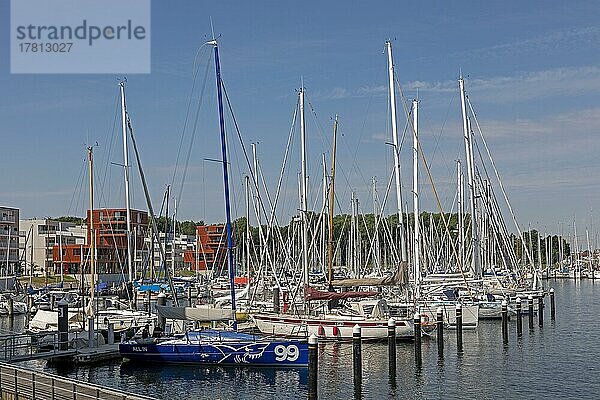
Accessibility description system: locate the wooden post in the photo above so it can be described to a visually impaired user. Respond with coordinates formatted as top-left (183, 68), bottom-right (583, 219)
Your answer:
top-left (501, 300), bottom-right (508, 344)
top-left (88, 317), bottom-right (95, 348)
top-left (549, 288), bottom-right (556, 320)
top-left (388, 318), bottom-right (396, 375)
top-left (538, 296), bottom-right (544, 327)
top-left (308, 334), bottom-right (318, 400)
top-left (413, 312), bottom-right (421, 366)
top-left (436, 307), bottom-right (444, 357)
top-left (7, 298), bottom-right (13, 316)
top-left (352, 325), bottom-right (362, 396)
top-left (156, 292), bottom-right (166, 329)
top-left (456, 303), bottom-right (463, 352)
top-left (108, 323), bottom-right (115, 345)
top-left (58, 299), bottom-right (69, 351)
top-left (528, 295), bottom-right (534, 331)
top-left (273, 286), bottom-right (280, 314)
top-left (516, 297), bottom-right (523, 337)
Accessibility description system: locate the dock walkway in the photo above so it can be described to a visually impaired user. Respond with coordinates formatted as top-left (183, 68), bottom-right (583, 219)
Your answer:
top-left (0, 361), bottom-right (155, 400)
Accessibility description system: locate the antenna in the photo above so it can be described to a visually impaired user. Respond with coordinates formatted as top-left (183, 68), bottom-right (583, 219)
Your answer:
top-left (210, 17), bottom-right (215, 40)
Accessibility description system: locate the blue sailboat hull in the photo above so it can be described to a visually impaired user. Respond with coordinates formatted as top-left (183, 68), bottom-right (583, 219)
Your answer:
top-left (119, 330), bottom-right (308, 367)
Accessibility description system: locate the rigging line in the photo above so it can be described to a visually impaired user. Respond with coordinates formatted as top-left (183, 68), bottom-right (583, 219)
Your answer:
top-left (429, 93), bottom-right (457, 177)
top-left (127, 115), bottom-right (179, 305)
top-left (269, 102), bottom-right (299, 227)
top-left (220, 81), bottom-right (290, 235)
top-left (347, 91), bottom-right (375, 197)
top-left (306, 101), bottom-right (355, 211)
top-left (171, 43), bottom-right (210, 189)
top-left (466, 98), bottom-right (534, 267)
top-left (219, 82), bottom-right (262, 209)
top-left (97, 92), bottom-right (120, 208)
top-left (315, 106), bottom-right (379, 219)
top-left (227, 115), bottom-right (241, 223)
top-left (219, 81), bottom-right (291, 285)
top-left (176, 55), bottom-right (212, 205)
top-left (67, 158), bottom-right (87, 216)
top-left (396, 77), bottom-right (473, 299)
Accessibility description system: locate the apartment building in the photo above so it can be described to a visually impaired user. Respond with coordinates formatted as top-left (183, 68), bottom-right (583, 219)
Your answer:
top-left (19, 219), bottom-right (86, 276)
top-left (0, 206), bottom-right (22, 276)
top-left (183, 224), bottom-right (227, 272)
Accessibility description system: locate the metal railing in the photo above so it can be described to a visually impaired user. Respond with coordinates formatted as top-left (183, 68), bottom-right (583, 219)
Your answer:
top-left (0, 331), bottom-right (108, 362)
top-left (0, 362), bottom-right (155, 400)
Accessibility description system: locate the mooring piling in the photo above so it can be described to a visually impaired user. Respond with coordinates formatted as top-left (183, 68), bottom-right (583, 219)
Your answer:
top-left (436, 307), bottom-right (444, 357)
top-left (501, 300), bottom-right (508, 344)
top-left (388, 318), bottom-right (396, 376)
top-left (516, 297), bottom-right (523, 337)
top-left (528, 295), bottom-right (534, 331)
top-left (353, 325), bottom-right (362, 397)
top-left (538, 295), bottom-right (544, 327)
top-left (413, 312), bottom-right (422, 366)
top-left (156, 292), bottom-right (166, 329)
top-left (308, 334), bottom-right (318, 400)
top-left (550, 288), bottom-right (555, 320)
top-left (57, 299), bottom-right (69, 351)
top-left (456, 303), bottom-right (463, 352)
top-left (273, 286), bottom-right (280, 314)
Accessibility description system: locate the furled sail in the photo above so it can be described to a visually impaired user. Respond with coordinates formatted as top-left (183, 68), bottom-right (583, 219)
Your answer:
top-left (303, 285), bottom-right (378, 301)
top-left (331, 261), bottom-right (409, 288)
top-left (155, 305), bottom-right (234, 321)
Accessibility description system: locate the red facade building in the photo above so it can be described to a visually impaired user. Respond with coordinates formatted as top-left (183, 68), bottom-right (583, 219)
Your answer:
top-left (183, 224), bottom-right (227, 271)
top-left (53, 208), bottom-right (148, 274)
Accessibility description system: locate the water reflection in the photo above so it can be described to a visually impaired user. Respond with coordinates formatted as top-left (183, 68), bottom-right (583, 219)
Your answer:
top-left (8, 281), bottom-right (600, 399)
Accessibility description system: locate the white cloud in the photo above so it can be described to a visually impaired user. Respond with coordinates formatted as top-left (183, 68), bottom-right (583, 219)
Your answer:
top-left (315, 65), bottom-right (600, 104)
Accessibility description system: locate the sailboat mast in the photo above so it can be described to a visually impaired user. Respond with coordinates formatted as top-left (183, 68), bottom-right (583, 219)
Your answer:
top-left (457, 160), bottom-right (464, 269)
top-left (328, 115), bottom-right (338, 287)
top-left (385, 40), bottom-right (407, 263)
top-left (87, 146), bottom-right (95, 317)
top-left (251, 143), bottom-right (262, 266)
top-left (412, 99), bottom-right (420, 293)
top-left (459, 77), bottom-right (480, 277)
top-left (322, 154), bottom-right (327, 271)
top-left (299, 87), bottom-right (309, 287)
top-left (120, 81), bottom-right (134, 283)
top-left (210, 39), bottom-right (237, 327)
top-left (245, 175), bottom-right (251, 286)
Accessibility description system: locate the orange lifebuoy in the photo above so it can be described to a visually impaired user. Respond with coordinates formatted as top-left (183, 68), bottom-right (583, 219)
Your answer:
top-left (332, 326), bottom-right (340, 336)
top-left (317, 325), bottom-right (325, 336)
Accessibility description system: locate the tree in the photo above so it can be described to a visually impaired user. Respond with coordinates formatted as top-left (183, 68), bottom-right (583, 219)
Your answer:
top-left (55, 216), bottom-right (85, 225)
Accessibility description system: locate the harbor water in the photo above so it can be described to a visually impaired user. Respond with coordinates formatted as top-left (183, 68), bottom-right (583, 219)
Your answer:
top-left (11, 280), bottom-right (600, 399)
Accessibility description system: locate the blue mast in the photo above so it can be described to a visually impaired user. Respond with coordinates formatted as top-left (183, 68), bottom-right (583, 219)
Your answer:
top-left (210, 39), bottom-right (237, 330)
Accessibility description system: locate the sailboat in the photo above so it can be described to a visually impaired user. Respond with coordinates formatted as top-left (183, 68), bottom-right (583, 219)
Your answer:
top-left (252, 87), bottom-right (415, 340)
top-left (119, 37), bottom-right (308, 366)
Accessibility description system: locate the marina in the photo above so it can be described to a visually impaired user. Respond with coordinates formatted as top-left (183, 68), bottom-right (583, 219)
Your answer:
top-left (2, 1), bottom-right (600, 399)
top-left (0, 280), bottom-right (595, 399)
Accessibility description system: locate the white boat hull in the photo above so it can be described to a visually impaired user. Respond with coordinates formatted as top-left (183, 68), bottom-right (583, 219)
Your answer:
top-left (419, 302), bottom-right (479, 329)
top-left (252, 313), bottom-right (414, 340)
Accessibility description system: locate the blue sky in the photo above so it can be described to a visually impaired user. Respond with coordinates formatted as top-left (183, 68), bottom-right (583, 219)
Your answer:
top-left (1, 1), bottom-right (599, 238)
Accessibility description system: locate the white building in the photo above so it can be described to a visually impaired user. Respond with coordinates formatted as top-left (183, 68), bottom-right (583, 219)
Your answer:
top-left (0, 206), bottom-right (22, 276)
top-left (144, 232), bottom-right (196, 276)
top-left (19, 219), bottom-right (86, 276)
